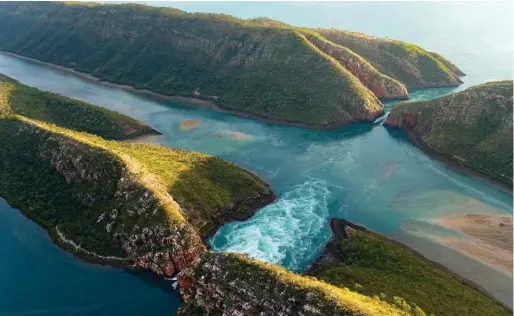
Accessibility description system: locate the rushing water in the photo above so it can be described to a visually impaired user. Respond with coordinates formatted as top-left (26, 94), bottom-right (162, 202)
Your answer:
top-left (1, 2), bottom-right (513, 314)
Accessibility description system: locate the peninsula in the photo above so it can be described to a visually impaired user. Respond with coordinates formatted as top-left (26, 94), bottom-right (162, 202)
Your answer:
top-left (385, 80), bottom-right (513, 188)
top-left (0, 2), bottom-right (464, 128)
top-left (307, 219), bottom-right (510, 316)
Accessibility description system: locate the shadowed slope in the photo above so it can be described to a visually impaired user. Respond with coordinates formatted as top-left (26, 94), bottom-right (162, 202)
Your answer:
top-left (385, 80), bottom-right (513, 187)
top-left (0, 74), bottom-right (159, 139)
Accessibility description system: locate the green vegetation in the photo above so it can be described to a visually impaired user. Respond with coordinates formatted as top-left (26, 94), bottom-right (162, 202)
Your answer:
top-left (317, 29), bottom-right (463, 88)
top-left (386, 80), bottom-right (513, 186)
top-left (178, 252), bottom-right (417, 315)
top-left (0, 114), bottom-right (271, 258)
top-left (0, 2), bottom-right (461, 127)
top-left (0, 74), bottom-right (157, 139)
top-left (300, 30), bottom-right (408, 99)
top-left (105, 141), bottom-right (272, 236)
top-left (311, 223), bottom-right (510, 316)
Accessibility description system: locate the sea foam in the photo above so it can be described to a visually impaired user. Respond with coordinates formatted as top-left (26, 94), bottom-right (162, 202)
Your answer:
top-left (209, 179), bottom-right (331, 271)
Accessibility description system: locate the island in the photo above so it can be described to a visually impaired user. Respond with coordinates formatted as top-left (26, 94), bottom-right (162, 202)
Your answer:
top-left (384, 80), bottom-right (513, 188)
top-left (0, 2), bottom-right (464, 128)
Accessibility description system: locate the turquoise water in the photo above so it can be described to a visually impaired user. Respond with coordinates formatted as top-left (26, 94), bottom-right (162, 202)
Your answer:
top-left (1, 2), bottom-right (513, 314)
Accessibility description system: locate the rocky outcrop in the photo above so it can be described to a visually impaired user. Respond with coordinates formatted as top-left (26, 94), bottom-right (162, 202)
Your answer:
top-left (303, 32), bottom-right (408, 99)
top-left (317, 29), bottom-right (464, 89)
top-left (11, 118), bottom-right (206, 276)
top-left (382, 112), bottom-right (418, 129)
top-left (385, 80), bottom-right (513, 187)
top-left (176, 252), bottom-right (409, 316)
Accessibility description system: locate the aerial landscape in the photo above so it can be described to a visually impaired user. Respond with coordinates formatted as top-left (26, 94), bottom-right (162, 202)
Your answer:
top-left (0, 1), bottom-right (512, 316)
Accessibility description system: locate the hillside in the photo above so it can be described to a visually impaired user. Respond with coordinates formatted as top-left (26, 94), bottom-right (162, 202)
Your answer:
top-left (0, 2), bottom-right (462, 128)
top-left (307, 219), bottom-right (510, 316)
top-left (317, 29), bottom-right (464, 88)
top-left (1, 92), bottom-right (410, 315)
top-left (0, 74), bottom-right (159, 139)
top-left (177, 252), bottom-right (414, 316)
top-left (0, 114), bottom-right (273, 275)
top-left (385, 80), bottom-right (513, 187)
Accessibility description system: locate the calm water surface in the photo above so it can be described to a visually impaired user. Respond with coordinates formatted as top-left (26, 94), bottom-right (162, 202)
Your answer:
top-left (1, 2), bottom-right (513, 314)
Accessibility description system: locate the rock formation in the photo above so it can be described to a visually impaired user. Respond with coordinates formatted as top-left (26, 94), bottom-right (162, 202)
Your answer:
top-left (385, 80), bottom-right (513, 187)
top-left (176, 252), bottom-right (410, 316)
top-left (0, 2), bottom-right (463, 128)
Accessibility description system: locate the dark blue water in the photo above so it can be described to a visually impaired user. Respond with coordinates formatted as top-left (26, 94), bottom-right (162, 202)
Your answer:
top-left (0, 198), bottom-right (181, 315)
top-left (1, 2), bottom-right (513, 314)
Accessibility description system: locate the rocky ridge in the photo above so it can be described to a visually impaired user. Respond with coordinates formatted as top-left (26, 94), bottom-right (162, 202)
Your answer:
top-left (3, 117), bottom-right (205, 276)
top-left (0, 2), bottom-right (464, 128)
top-left (302, 31), bottom-right (408, 99)
top-left (176, 252), bottom-right (411, 316)
top-left (385, 80), bottom-right (513, 187)
top-left (317, 29), bottom-right (464, 89)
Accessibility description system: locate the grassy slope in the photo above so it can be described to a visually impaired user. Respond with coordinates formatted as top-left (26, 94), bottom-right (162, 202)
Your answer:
top-left (0, 2), bottom-right (383, 127)
top-left (300, 30), bottom-right (408, 99)
top-left (106, 141), bottom-right (272, 237)
top-left (0, 74), bottom-right (158, 139)
top-left (317, 29), bottom-right (463, 88)
top-left (386, 80), bottom-right (513, 186)
top-left (178, 252), bottom-right (417, 316)
top-left (311, 223), bottom-right (510, 316)
top-left (0, 114), bottom-right (271, 254)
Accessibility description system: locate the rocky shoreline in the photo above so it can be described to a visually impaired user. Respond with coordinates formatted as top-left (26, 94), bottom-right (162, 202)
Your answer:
top-left (383, 121), bottom-right (513, 193)
top-left (201, 175), bottom-right (277, 242)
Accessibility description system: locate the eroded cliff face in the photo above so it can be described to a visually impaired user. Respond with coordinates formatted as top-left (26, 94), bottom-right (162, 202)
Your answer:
top-left (317, 29), bottom-right (464, 89)
top-left (2, 117), bottom-right (206, 276)
top-left (303, 33), bottom-right (408, 99)
top-left (176, 252), bottom-right (409, 316)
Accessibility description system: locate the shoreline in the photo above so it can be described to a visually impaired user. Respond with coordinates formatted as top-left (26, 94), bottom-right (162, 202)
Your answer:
top-left (408, 81), bottom-right (463, 90)
top-left (307, 218), bottom-right (513, 311)
top-left (202, 169), bottom-right (278, 243)
top-left (384, 124), bottom-right (513, 194)
top-left (120, 127), bottom-right (163, 141)
top-left (1, 50), bottom-right (384, 131)
top-left (430, 213), bottom-right (513, 275)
